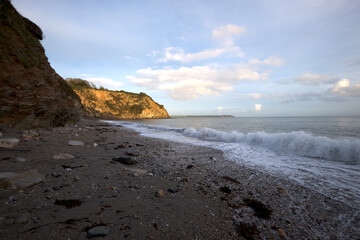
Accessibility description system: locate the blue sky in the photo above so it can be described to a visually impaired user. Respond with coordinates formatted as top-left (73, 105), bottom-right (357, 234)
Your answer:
top-left (13, 0), bottom-right (360, 116)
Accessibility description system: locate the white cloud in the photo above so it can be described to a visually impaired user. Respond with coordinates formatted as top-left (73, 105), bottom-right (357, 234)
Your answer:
top-left (330, 79), bottom-right (360, 96)
top-left (127, 64), bottom-right (268, 101)
top-left (85, 77), bottom-right (123, 90)
top-left (255, 104), bottom-right (262, 111)
top-left (155, 24), bottom-right (246, 63)
top-left (217, 107), bottom-right (223, 111)
top-left (79, 74), bottom-right (92, 77)
top-left (239, 93), bottom-right (262, 99)
top-left (280, 73), bottom-right (339, 85)
top-left (248, 57), bottom-right (285, 67)
top-left (212, 24), bottom-right (246, 46)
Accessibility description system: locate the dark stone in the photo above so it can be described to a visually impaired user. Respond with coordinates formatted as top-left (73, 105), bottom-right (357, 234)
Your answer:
top-left (186, 164), bottom-right (194, 169)
top-left (54, 199), bottom-right (82, 208)
top-left (219, 186), bottom-right (231, 194)
top-left (87, 226), bottom-right (110, 238)
top-left (112, 156), bottom-right (138, 165)
top-left (167, 188), bottom-right (176, 194)
top-left (243, 198), bottom-right (272, 219)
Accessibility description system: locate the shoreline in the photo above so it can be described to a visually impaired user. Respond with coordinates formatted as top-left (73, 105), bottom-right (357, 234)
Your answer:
top-left (0, 118), bottom-right (359, 239)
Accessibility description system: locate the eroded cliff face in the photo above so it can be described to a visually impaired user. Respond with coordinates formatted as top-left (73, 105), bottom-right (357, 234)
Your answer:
top-left (67, 79), bottom-right (170, 119)
top-left (0, 0), bottom-right (83, 128)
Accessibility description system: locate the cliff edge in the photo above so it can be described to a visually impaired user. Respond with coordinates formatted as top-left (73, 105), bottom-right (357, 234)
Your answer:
top-left (67, 78), bottom-right (170, 119)
top-left (0, 0), bottom-right (83, 128)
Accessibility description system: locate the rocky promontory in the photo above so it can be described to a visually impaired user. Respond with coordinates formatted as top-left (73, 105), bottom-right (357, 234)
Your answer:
top-left (67, 78), bottom-right (170, 120)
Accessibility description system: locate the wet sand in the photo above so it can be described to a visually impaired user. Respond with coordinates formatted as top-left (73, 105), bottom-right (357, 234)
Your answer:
top-left (0, 119), bottom-right (359, 239)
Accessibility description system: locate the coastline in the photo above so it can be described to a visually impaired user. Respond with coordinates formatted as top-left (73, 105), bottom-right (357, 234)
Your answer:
top-left (0, 118), bottom-right (359, 239)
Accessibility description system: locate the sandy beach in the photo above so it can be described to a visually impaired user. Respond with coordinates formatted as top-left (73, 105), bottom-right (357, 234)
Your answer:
top-left (0, 119), bottom-right (359, 239)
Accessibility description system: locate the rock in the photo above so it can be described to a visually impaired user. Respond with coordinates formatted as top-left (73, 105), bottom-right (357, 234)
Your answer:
top-left (155, 189), bottom-right (165, 198)
top-left (0, 172), bottom-right (18, 181)
top-left (68, 140), bottom-right (84, 146)
top-left (52, 153), bottom-right (75, 160)
top-left (0, 138), bottom-right (20, 148)
top-left (278, 228), bottom-right (286, 238)
top-left (13, 213), bottom-right (28, 224)
top-left (112, 156), bottom-right (138, 165)
top-left (167, 188), bottom-right (176, 194)
top-left (186, 164), bottom-right (194, 169)
top-left (87, 226), bottom-right (110, 238)
top-left (93, 142), bottom-right (98, 147)
top-left (14, 157), bottom-right (26, 162)
top-left (0, 170), bottom-right (43, 190)
top-left (132, 169), bottom-right (147, 176)
top-left (219, 186), bottom-right (231, 194)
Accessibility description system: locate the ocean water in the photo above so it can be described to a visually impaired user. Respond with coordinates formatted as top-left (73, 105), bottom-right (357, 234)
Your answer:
top-left (106, 116), bottom-right (360, 209)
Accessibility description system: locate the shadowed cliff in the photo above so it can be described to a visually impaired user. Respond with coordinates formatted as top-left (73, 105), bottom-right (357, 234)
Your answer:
top-left (0, 0), bottom-right (83, 128)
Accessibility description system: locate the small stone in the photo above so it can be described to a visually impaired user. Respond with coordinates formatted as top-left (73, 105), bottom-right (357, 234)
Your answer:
top-left (167, 188), bottom-right (176, 194)
top-left (13, 213), bottom-right (28, 224)
top-left (14, 158), bottom-right (26, 162)
top-left (278, 228), bottom-right (286, 238)
top-left (132, 169), bottom-right (147, 176)
top-left (52, 153), bottom-right (75, 160)
top-left (155, 189), bottom-right (165, 198)
top-left (0, 138), bottom-right (20, 148)
top-left (133, 172), bottom-right (139, 177)
top-left (0, 170), bottom-right (43, 190)
top-left (68, 140), bottom-right (84, 146)
top-left (87, 226), bottom-right (110, 238)
top-left (112, 156), bottom-right (138, 165)
top-left (0, 172), bottom-right (18, 181)
top-left (74, 176), bottom-right (80, 181)
top-left (219, 186), bottom-right (231, 194)
top-left (93, 143), bottom-right (98, 147)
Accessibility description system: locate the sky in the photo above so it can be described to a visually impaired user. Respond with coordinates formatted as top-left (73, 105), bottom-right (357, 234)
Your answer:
top-left (13, 0), bottom-right (360, 116)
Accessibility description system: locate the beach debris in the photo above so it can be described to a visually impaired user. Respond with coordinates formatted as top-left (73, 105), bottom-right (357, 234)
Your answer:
top-left (155, 189), bottom-right (165, 198)
top-left (52, 153), bottom-right (75, 160)
top-left (243, 198), bottom-right (272, 219)
top-left (68, 140), bottom-right (84, 146)
top-left (87, 225), bottom-right (110, 238)
top-left (222, 175), bottom-right (240, 184)
top-left (219, 186), bottom-right (232, 194)
top-left (278, 228), bottom-right (287, 238)
top-left (234, 221), bottom-right (259, 239)
top-left (54, 199), bottom-right (82, 208)
top-left (112, 156), bottom-right (138, 165)
top-left (186, 164), bottom-right (194, 169)
top-left (14, 157), bottom-right (26, 162)
top-left (0, 170), bottom-right (43, 190)
top-left (0, 138), bottom-right (20, 148)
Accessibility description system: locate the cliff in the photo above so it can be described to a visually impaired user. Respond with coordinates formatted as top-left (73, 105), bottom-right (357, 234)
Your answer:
top-left (0, 0), bottom-right (83, 128)
top-left (67, 78), bottom-right (170, 119)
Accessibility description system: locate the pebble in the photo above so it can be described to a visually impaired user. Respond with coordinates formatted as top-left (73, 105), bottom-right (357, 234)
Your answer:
top-left (14, 158), bottom-right (26, 162)
top-left (87, 226), bottom-right (110, 238)
top-left (52, 153), bottom-right (75, 160)
top-left (112, 156), bottom-right (138, 165)
top-left (93, 142), bottom-right (98, 147)
top-left (278, 228), bottom-right (287, 238)
top-left (155, 189), bottom-right (165, 198)
top-left (68, 140), bottom-right (84, 146)
top-left (0, 138), bottom-right (20, 148)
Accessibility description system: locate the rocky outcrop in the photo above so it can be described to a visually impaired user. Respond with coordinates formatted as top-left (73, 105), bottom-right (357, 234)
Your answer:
top-left (67, 78), bottom-right (170, 119)
top-left (0, 1), bottom-right (83, 128)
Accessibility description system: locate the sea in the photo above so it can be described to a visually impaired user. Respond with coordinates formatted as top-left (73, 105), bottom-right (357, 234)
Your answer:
top-left (105, 116), bottom-right (360, 209)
